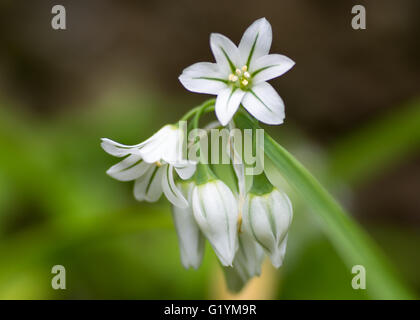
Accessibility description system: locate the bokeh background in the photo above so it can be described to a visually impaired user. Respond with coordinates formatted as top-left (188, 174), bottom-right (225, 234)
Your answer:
top-left (0, 0), bottom-right (419, 299)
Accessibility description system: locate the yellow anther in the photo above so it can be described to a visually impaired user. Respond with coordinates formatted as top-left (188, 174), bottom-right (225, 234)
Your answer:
top-left (228, 74), bottom-right (235, 81)
top-left (232, 75), bottom-right (239, 82)
top-left (235, 68), bottom-right (242, 75)
top-left (241, 79), bottom-right (248, 86)
top-left (241, 65), bottom-right (248, 72)
top-left (156, 161), bottom-right (162, 167)
top-left (244, 71), bottom-right (251, 78)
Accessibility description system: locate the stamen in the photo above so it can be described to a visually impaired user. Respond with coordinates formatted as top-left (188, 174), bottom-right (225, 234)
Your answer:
top-left (228, 65), bottom-right (251, 88)
top-left (156, 161), bottom-right (162, 167)
top-left (237, 211), bottom-right (243, 232)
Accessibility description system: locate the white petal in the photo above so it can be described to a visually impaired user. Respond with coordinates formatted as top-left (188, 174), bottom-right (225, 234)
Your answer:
top-left (101, 138), bottom-right (142, 157)
top-left (162, 127), bottom-right (185, 164)
top-left (192, 181), bottom-right (238, 266)
top-left (139, 144), bottom-right (163, 164)
top-left (242, 82), bottom-right (285, 125)
top-left (233, 232), bottom-right (265, 283)
top-left (238, 18), bottom-right (272, 67)
top-left (251, 54), bottom-right (295, 84)
top-left (215, 87), bottom-right (246, 126)
top-left (172, 182), bottom-right (205, 269)
top-left (210, 33), bottom-right (241, 74)
top-left (138, 126), bottom-right (171, 163)
top-left (242, 189), bottom-right (292, 268)
top-left (179, 62), bottom-right (228, 95)
top-left (139, 125), bottom-right (183, 164)
top-left (155, 130), bottom-right (179, 163)
top-left (162, 165), bottom-right (188, 208)
top-left (223, 232), bottom-right (265, 292)
top-left (270, 234), bottom-right (288, 268)
top-left (173, 162), bottom-right (197, 180)
top-left (106, 154), bottom-right (151, 181)
top-left (133, 165), bottom-right (163, 202)
top-left (243, 195), bottom-right (276, 251)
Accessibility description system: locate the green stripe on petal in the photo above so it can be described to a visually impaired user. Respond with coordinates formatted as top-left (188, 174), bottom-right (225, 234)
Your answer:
top-left (220, 46), bottom-right (237, 73)
top-left (246, 33), bottom-right (259, 68)
top-left (192, 76), bottom-right (229, 84)
top-left (251, 64), bottom-right (278, 78)
top-left (146, 166), bottom-right (160, 195)
top-left (249, 89), bottom-right (272, 113)
top-left (241, 82), bottom-right (285, 125)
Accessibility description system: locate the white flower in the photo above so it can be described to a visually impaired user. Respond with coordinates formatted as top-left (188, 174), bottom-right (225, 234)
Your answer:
top-left (233, 232), bottom-right (265, 281)
top-left (171, 181), bottom-right (205, 269)
top-left (225, 232), bottom-right (264, 292)
top-left (242, 188), bottom-right (292, 268)
top-left (101, 124), bottom-right (186, 164)
top-left (179, 17), bottom-right (295, 126)
top-left (192, 179), bottom-right (238, 266)
top-left (101, 125), bottom-right (196, 208)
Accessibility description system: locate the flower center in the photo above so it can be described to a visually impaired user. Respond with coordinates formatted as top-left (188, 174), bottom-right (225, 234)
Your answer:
top-left (228, 65), bottom-right (251, 90)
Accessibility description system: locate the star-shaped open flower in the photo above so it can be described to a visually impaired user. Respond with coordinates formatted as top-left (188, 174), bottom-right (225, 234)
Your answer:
top-left (179, 17), bottom-right (295, 126)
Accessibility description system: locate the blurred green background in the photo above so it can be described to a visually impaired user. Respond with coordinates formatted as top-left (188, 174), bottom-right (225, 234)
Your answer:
top-left (0, 0), bottom-right (419, 299)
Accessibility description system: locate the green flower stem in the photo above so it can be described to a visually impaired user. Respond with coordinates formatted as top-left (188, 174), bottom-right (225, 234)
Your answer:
top-left (192, 99), bottom-right (216, 130)
top-left (234, 110), bottom-right (416, 300)
top-left (180, 98), bottom-right (216, 121)
top-left (190, 99), bottom-right (216, 164)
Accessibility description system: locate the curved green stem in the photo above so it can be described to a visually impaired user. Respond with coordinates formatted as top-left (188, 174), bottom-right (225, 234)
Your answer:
top-left (192, 99), bottom-right (216, 129)
top-left (189, 100), bottom-right (216, 165)
top-left (180, 98), bottom-right (216, 121)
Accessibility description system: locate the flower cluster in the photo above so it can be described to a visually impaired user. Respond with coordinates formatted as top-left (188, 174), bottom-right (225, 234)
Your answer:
top-left (101, 17), bottom-right (294, 291)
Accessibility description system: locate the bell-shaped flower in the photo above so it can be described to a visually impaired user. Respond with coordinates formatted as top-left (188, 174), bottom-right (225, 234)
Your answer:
top-left (224, 232), bottom-right (265, 292)
top-left (191, 164), bottom-right (239, 266)
top-left (171, 181), bottom-right (205, 269)
top-left (179, 17), bottom-right (295, 126)
top-left (101, 124), bottom-right (196, 208)
top-left (242, 174), bottom-right (293, 268)
top-left (234, 232), bottom-right (265, 281)
top-left (101, 124), bottom-right (188, 165)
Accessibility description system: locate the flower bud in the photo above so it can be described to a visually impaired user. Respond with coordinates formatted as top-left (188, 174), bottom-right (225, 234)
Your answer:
top-left (234, 232), bottom-right (265, 280)
top-left (192, 167), bottom-right (238, 266)
top-left (224, 232), bottom-right (265, 292)
top-left (243, 175), bottom-right (292, 268)
top-left (171, 182), bottom-right (205, 269)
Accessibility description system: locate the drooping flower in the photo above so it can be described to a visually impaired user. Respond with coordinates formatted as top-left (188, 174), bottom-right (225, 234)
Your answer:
top-left (179, 17), bottom-right (295, 126)
top-left (101, 124), bottom-right (195, 208)
top-left (234, 232), bottom-right (265, 280)
top-left (171, 181), bottom-right (205, 269)
top-left (191, 164), bottom-right (239, 266)
top-left (102, 124), bottom-right (186, 164)
top-left (224, 231), bottom-right (265, 292)
top-left (242, 173), bottom-right (293, 268)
